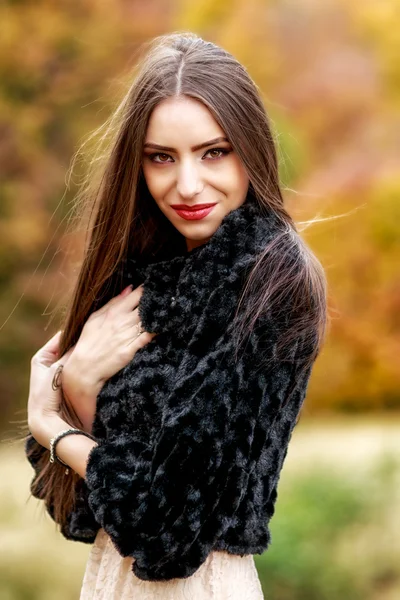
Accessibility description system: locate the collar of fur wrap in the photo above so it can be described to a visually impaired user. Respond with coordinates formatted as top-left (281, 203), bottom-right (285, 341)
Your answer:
top-left (123, 195), bottom-right (282, 336)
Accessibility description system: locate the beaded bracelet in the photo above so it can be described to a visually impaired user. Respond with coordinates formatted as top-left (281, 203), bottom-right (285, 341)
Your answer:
top-left (49, 428), bottom-right (97, 475)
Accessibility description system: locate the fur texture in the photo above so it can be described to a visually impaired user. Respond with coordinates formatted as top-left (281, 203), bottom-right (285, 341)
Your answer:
top-left (25, 197), bottom-right (318, 581)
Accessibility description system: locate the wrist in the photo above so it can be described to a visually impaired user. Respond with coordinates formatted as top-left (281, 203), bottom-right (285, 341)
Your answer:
top-left (62, 363), bottom-right (103, 434)
top-left (29, 412), bottom-right (70, 451)
top-left (63, 358), bottom-right (104, 396)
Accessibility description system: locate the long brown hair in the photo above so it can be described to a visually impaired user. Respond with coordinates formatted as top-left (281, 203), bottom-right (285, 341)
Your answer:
top-left (25, 32), bottom-right (328, 532)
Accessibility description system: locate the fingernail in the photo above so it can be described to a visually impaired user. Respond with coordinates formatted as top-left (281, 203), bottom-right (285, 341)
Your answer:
top-left (121, 284), bottom-right (133, 295)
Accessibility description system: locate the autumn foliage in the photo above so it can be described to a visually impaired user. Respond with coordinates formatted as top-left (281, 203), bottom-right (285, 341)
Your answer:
top-left (0, 0), bottom-right (399, 431)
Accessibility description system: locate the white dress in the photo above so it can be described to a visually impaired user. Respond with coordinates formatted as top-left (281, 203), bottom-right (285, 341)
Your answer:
top-left (80, 527), bottom-right (265, 599)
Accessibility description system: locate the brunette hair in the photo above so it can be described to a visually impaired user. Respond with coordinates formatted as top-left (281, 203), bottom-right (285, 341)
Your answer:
top-left (24, 32), bottom-right (328, 532)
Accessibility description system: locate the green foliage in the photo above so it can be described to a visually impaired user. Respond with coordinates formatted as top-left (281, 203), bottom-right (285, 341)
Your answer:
top-left (255, 453), bottom-right (400, 599)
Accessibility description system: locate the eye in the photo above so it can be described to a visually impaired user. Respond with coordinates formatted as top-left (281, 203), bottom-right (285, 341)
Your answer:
top-left (146, 147), bottom-right (232, 164)
top-left (203, 147), bottom-right (231, 160)
top-left (148, 152), bottom-right (173, 164)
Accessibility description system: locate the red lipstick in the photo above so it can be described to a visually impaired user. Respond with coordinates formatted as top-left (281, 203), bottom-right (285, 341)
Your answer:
top-left (171, 203), bottom-right (217, 221)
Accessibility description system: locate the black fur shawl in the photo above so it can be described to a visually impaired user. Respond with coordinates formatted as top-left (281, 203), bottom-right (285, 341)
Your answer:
top-left (25, 197), bottom-right (319, 582)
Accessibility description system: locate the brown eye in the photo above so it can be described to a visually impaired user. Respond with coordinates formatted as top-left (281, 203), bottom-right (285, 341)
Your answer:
top-left (203, 148), bottom-right (231, 160)
top-left (148, 153), bottom-right (173, 163)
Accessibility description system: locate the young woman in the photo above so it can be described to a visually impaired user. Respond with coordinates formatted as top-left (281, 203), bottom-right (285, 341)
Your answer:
top-left (25, 32), bottom-right (328, 599)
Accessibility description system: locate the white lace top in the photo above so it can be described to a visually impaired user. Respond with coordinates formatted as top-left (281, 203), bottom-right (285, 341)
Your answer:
top-left (80, 527), bottom-right (265, 599)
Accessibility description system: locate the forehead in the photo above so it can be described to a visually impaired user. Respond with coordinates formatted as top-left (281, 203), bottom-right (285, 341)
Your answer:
top-left (145, 96), bottom-right (225, 144)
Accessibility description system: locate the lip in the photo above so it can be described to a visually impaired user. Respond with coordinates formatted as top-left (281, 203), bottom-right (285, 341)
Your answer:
top-left (171, 203), bottom-right (217, 221)
top-left (171, 203), bottom-right (217, 210)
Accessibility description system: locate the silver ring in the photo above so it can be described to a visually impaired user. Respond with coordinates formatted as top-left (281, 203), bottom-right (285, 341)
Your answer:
top-left (134, 321), bottom-right (145, 339)
top-left (52, 364), bottom-right (64, 391)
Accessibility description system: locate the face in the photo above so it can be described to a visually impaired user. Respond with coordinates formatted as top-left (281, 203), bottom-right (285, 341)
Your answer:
top-left (142, 96), bottom-right (249, 252)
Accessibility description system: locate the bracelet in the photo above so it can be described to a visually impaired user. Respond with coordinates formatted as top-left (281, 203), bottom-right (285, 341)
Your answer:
top-left (49, 428), bottom-right (97, 475)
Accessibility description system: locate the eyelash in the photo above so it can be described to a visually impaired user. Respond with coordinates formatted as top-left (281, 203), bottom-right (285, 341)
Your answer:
top-left (147, 147), bottom-right (232, 164)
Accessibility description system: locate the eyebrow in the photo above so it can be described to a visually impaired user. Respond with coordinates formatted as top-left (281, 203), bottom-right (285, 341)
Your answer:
top-left (143, 136), bottom-right (230, 153)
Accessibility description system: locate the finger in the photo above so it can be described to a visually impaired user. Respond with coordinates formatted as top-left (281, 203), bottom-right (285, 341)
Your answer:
top-left (127, 322), bottom-right (157, 344)
top-left (95, 284), bottom-right (144, 318)
top-left (34, 341), bottom-right (75, 369)
top-left (128, 329), bottom-right (157, 349)
top-left (46, 353), bottom-right (70, 374)
top-left (118, 284), bottom-right (144, 312)
top-left (32, 331), bottom-right (62, 364)
top-left (43, 330), bottom-right (63, 352)
top-left (93, 284), bottom-right (136, 316)
top-left (59, 344), bottom-right (76, 364)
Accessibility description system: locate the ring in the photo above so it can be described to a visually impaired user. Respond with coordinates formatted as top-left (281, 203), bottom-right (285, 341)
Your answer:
top-left (52, 364), bottom-right (64, 391)
top-left (134, 321), bottom-right (145, 339)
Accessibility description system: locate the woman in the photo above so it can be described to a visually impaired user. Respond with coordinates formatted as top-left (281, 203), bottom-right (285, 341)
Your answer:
top-left (25, 32), bottom-right (328, 598)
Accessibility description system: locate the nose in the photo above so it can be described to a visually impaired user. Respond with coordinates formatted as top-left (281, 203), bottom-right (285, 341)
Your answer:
top-left (176, 159), bottom-right (203, 199)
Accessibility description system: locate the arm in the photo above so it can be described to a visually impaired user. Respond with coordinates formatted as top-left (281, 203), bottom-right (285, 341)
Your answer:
top-left (61, 380), bottom-right (102, 435)
top-left (23, 329), bottom-right (102, 543)
top-left (28, 413), bottom-right (98, 479)
top-left (24, 419), bottom-right (101, 543)
top-left (83, 309), bottom-right (318, 581)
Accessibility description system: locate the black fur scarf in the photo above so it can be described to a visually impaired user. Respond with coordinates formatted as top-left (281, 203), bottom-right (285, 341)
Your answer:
top-left (25, 197), bottom-right (319, 582)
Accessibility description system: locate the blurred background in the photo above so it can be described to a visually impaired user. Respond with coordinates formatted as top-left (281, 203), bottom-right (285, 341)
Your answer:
top-left (0, 0), bottom-right (399, 599)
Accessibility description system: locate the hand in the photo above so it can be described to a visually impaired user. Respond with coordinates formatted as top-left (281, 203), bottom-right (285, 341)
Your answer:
top-left (27, 330), bottom-right (75, 428)
top-left (61, 283), bottom-right (157, 429)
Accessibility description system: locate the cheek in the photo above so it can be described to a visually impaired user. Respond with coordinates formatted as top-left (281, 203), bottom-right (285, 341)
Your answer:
top-left (223, 156), bottom-right (249, 193)
top-left (142, 165), bottom-right (170, 198)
